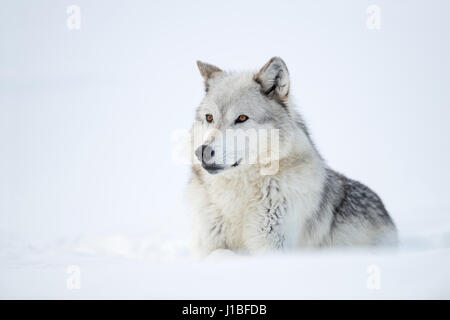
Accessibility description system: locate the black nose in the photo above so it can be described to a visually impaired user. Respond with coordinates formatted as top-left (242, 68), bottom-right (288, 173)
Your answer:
top-left (195, 144), bottom-right (215, 164)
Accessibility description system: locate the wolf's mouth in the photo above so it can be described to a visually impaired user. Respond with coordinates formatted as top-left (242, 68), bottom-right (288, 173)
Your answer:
top-left (231, 159), bottom-right (242, 167)
top-left (202, 163), bottom-right (224, 174)
top-left (202, 159), bottom-right (242, 175)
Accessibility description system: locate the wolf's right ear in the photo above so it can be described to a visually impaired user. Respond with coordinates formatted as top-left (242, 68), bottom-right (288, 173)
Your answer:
top-left (254, 57), bottom-right (290, 105)
top-left (197, 61), bottom-right (223, 92)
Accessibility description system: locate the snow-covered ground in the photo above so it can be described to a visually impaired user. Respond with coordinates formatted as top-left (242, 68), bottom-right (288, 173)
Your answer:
top-left (1, 213), bottom-right (450, 299)
top-left (1, 0), bottom-right (450, 299)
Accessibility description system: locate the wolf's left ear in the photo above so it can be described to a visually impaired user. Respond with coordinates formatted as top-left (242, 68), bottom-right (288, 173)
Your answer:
top-left (254, 57), bottom-right (290, 104)
top-left (197, 61), bottom-right (223, 92)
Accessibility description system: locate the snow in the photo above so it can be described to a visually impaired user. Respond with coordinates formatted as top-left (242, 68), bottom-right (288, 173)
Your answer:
top-left (1, 0), bottom-right (450, 299)
top-left (1, 206), bottom-right (450, 299)
top-left (1, 219), bottom-right (450, 299)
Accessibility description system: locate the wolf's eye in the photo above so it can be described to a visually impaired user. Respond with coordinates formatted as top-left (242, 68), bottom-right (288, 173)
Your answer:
top-left (235, 115), bottom-right (249, 123)
top-left (205, 114), bottom-right (213, 123)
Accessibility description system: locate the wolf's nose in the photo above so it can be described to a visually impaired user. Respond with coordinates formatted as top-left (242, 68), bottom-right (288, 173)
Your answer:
top-left (195, 144), bottom-right (215, 164)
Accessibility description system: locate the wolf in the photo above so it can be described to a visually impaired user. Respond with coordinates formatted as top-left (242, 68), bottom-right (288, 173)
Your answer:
top-left (186, 57), bottom-right (397, 255)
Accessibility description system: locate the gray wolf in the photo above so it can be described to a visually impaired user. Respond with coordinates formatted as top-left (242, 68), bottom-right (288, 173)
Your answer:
top-left (186, 57), bottom-right (398, 255)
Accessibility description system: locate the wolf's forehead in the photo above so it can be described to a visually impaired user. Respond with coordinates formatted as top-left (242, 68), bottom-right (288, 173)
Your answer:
top-left (206, 73), bottom-right (261, 111)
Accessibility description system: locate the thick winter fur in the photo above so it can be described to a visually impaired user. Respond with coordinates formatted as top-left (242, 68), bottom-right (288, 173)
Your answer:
top-left (186, 57), bottom-right (398, 256)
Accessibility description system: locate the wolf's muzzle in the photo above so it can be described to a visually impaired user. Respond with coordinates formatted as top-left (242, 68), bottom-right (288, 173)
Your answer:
top-left (195, 144), bottom-right (226, 174)
top-left (195, 144), bottom-right (215, 164)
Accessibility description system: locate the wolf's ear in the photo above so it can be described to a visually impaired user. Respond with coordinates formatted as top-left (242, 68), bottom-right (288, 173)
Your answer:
top-left (197, 61), bottom-right (223, 91)
top-left (254, 57), bottom-right (290, 104)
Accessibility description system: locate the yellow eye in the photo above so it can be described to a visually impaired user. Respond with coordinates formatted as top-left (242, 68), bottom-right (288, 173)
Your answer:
top-left (236, 115), bottom-right (248, 123)
top-left (206, 114), bottom-right (213, 123)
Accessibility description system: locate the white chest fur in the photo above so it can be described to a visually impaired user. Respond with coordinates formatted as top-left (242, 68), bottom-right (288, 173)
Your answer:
top-left (191, 156), bottom-right (326, 253)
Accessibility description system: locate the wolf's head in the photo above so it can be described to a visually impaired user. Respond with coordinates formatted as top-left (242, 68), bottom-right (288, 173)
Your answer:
top-left (191, 57), bottom-right (312, 176)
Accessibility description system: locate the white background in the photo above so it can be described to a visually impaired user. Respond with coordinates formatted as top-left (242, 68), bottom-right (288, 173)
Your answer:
top-left (1, 0), bottom-right (449, 299)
